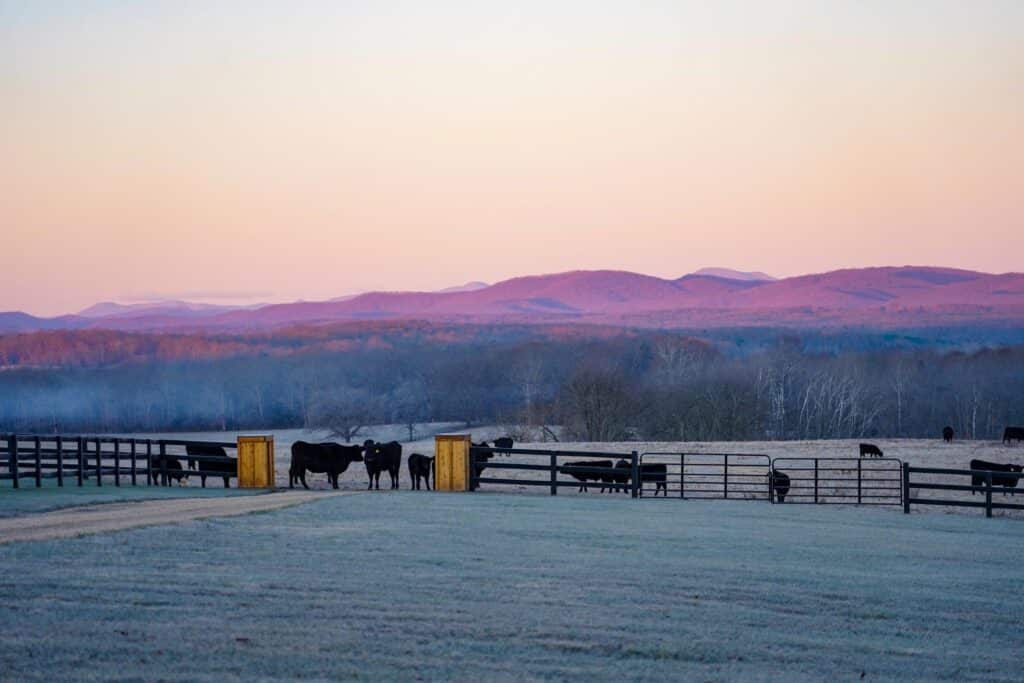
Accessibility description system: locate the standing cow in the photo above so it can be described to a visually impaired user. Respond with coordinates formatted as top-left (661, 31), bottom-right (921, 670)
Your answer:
top-left (771, 469), bottom-right (791, 503)
top-left (942, 426), bottom-right (954, 443)
top-left (185, 444), bottom-right (236, 488)
top-left (290, 441), bottom-right (363, 489)
top-left (363, 440), bottom-right (402, 490)
top-left (408, 453), bottom-right (434, 490)
top-left (969, 459), bottom-right (1023, 495)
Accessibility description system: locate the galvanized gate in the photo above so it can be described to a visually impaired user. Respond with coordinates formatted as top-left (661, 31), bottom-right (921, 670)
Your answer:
top-left (638, 452), bottom-right (771, 500)
top-left (769, 457), bottom-right (903, 505)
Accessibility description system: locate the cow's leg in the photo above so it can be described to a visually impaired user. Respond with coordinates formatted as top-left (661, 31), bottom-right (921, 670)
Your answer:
top-left (426, 472), bottom-right (431, 491)
top-left (300, 471), bottom-right (309, 490)
top-left (201, 475), bottom-right (207, 488)
top-left (223, 476), bottom-right (230, 488)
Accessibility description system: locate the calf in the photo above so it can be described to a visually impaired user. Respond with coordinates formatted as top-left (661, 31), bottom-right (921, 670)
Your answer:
top-left (185, 444), bottom-right (236, 488)
top-left (942, 426), bottom-right (954, 443)
top-left (560, 460), bottom-right (613, 493)
top-left (1003, 427), bottom-right (1024, 445)
top-left (470, 441), bottom-right (496, 489)
top-left (408, 453), bottom-right (434, 490)
top-left (859, 443), bottom-right (883, 458)
top-left (290, 441), bottom-right (363, 489)
top-left (363, 440), bottom-right (402, 490)
top-left (771, 469), bottom-right (791, 503)
top-left (969, 459), bottom-right (1023, 495)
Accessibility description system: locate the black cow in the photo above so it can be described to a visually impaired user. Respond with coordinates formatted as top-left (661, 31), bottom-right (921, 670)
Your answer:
top-left (859, 443), bottom-right (883, 458)
top-left (363, 440), bottom-right (402, 490)
top-left (470, 441), bottom-right (496, 487)
top-left (492, 437), bottom-right (514, 454)
top-left (610, 460), bottom-right (667, 496)
top-left (154, 455), bottom-right (188, 486)
top-left (560, 460), bottom-right (613, 493)
top-left (408, 453), bottom-right (434, 490)
top-left (1003, 427), bottom-right (1024, 445)
top-left (969, 459), bottom-right (1023, 495)
top-left (290, 441), bottom-right (363, 489)
top-left (185, 444), bottom-right (236, 488)
top-left (771, 469), bottom-right (791, 503)
top-left (942, 426), bottom-right (954, 443)
top-left (609, 460), bottom-right (632, 493)
top-left (640, 463), bottom-right (668, 497)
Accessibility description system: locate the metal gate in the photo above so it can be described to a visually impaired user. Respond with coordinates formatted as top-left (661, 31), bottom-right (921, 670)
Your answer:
top-left (769, 457), bottom-right (903, 505)
top-left (639, 452), bottom-right (771, 500)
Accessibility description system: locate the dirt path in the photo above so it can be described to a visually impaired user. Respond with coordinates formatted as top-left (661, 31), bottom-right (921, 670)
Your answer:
top-left (0, 490), bottom-right (345, 545)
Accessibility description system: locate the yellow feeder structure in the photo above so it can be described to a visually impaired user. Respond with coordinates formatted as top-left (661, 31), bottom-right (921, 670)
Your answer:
top-left (434, 434), bottom-right (471, 491)
top-left (236, 435), bottom-right (276, 488)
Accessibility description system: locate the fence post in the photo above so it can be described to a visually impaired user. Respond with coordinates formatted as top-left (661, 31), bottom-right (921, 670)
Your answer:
top-left (146, 440), bottom-right (153, 486)
top-left (902, 462), bottom-right (910, 514)
top-left (113, 439), bottom-right (121, 487)
top-left (159, 442), bottom-right (167, 487)
top-left (680, 453), bottom-right (685, 499)
top-left (7, 435), bottom-right (17, 489)
top-left (76, 437), bottom-right (83, 487)
top-left (769, 468), bottom-right (774, 504)
top-left (813, 458), bottom-right (819, 504)
top-left (130, 439), bottom-right (137, 486)
top-left (723, 454), bottom-right (729, 499)
top-left (985, 472), bottom-right (993, 518)
top-left (857, 458), bottom-right (862, 505)
top-left (550, 453), bottom-right (557, 496)
top-left (95, 438), bottom-right (102, 486)
top-left (631, 451), bottom-right (639, 498)
top-left (34, 436), bottom-right (42, 488)
top-left (56, 436), bottom-right (64, 487)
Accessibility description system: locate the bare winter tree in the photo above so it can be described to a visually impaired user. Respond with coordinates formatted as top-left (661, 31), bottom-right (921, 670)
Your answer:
top-left (310, 386), bottom-right (377, 443)
top-left (560, 367), bottom-right (633, 442)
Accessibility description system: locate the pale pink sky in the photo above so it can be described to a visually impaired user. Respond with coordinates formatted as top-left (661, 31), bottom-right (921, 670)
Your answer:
top-left (2, 2), bottom-right (1022, 316)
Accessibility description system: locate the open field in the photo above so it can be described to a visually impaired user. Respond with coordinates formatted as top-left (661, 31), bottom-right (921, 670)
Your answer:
top-left (1, 493), bottom-right (1022, 681)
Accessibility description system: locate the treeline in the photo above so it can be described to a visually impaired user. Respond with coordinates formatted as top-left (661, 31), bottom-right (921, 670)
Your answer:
top-left (1, 330), bottom-right (1023, 441)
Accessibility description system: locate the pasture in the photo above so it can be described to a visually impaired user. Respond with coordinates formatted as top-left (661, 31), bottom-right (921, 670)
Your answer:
top-left (1, 492), bottom-right (1022, 681)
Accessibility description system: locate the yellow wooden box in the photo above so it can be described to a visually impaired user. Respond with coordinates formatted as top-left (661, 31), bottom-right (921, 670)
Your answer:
top-left (237, 435), bottom-right (276, 488)
top-left (434, 434), bottom-right (470, 492)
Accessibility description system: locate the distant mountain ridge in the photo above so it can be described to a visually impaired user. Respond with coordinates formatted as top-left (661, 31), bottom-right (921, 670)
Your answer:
top-left (3, 266), bottom-right (1023, 334)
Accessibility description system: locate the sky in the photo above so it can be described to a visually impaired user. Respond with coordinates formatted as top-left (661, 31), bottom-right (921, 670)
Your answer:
top-left (2, 1), bottom-right (1022, 316)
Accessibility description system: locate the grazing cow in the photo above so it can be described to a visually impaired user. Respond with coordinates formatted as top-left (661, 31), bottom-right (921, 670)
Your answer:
top-left (560, 460), bottom-right (613, 493)
top-left (185, 444), bottom-right (236, 488)
top-left (492, 437), bottom-right (514, 454)
top-left (859, 443), bottom-right (884, 458)
top-left (969, 459), bottom-right (1023, 495)
top-left (363, 440), bottom-right (402, 490)
top-left (771, 469), bottom-right (791, 503)
top-left (942, 426), bottom-right (954, 443)
top-left (154, 455), bottom-right (188, 486)
top-left (408, 453), bottom-right (434, 490)
top-left (289, 441), bottom-right (363, 490)
top-left (1003, 427), bottom-right (1024, 445)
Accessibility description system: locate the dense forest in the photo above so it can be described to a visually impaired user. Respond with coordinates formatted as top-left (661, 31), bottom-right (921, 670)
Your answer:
top-left (1, 324), bottom-right (1023, 441)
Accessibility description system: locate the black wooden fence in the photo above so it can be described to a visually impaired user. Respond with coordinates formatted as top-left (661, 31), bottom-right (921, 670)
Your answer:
top-left (903, 463), bottom-right (1024, 518)
top-left (0, 434), bottom-right (238, 488)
